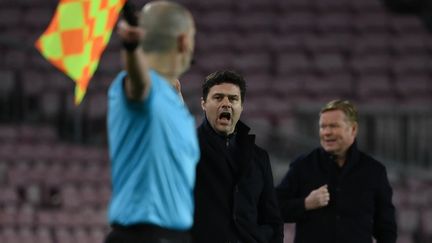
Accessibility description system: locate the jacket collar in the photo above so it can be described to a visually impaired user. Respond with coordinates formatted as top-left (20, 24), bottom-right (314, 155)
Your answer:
top-left (319, 140), bottom-right (360, 175)
top-left (201, 116), bottom-right (253, 141)
top-left (199, 117), bottom-right (255, 178)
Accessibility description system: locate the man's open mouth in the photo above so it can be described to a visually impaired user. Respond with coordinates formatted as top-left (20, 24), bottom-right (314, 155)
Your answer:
top-left (219, 112), bottom-right (231, 121)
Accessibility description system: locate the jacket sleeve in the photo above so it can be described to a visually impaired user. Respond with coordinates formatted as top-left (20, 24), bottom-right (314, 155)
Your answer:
top-left (276, 158), bottom-right (307, 223)
top-left (373, 167), bottom-right (397, 243)
top-left (258, 150), bottom-right (284, 243)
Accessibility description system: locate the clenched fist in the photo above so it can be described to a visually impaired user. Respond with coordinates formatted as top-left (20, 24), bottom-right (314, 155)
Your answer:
top-left (305, 184), bottom-right (330, 210)
top-left (117, 19), bottom-right (145, 52)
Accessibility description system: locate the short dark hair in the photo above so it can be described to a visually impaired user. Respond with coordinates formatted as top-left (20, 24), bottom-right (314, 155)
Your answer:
top-left (202, 70), bottom-right (246, 102)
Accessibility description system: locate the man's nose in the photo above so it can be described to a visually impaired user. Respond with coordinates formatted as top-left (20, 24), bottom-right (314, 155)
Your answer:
top-left (221, 97), bottom-right (232, 107)
top-left (321, 127), bottom-right (331, 135)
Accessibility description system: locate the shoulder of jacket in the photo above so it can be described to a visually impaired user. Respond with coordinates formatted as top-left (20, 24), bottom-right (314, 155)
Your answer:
top-left (248, 145), bottom-right (273, 174)
top-left (290, 148), bottom-right (320, 168)
top-left (358, 150), bottom-right (386, 171)
top-left (251, 144), bottom-right (270, 164)
top-left (253, 143), bottom-right (267, 154)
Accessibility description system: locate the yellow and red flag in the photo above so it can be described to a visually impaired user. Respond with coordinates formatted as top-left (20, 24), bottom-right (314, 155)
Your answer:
top-left (36, 0), bottom-right (126, 105)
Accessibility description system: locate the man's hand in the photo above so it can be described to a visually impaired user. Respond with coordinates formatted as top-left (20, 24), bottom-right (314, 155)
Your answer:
top-left (305, 184), bottom-right (330, 210)
top-left (117, 19), bottom-right (144, 52)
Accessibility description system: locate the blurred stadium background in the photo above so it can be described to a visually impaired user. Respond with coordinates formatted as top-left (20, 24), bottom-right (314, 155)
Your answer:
top-left (0, 0), bottom-right (431, 242)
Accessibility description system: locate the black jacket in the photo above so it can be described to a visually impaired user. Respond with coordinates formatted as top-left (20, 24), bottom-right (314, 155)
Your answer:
top-left (192, 119), bottom-right (283, 243)
top-left (277, 142), bottom-right (397, 243)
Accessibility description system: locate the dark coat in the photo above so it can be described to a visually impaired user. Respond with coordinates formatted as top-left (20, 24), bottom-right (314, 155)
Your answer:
top-left (277, 142), bottom-right (397, 243)
top-left (192, 119), bottom-right (283, 243)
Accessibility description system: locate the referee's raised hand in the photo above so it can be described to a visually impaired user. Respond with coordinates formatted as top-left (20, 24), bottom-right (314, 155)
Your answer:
top-left (117, 19), bottom-right (144, 52)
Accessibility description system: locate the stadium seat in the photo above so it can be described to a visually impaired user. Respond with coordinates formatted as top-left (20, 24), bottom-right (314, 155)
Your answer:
top-left (187, 0), bottom-right (233, 11)
top-left (350, 54), bottom-right (391, 75)
top-left (352, 34), bottom-right (391, 55)
top-left (304, 73), bottom-right (353, 97)
top-left (0, 227), bottom-right (21, 243)
top-left (394, 75), bottom-right (431, 97)
top-left (0, 205), bottom-right (18, 226)
top-left (276, 51), bottom-right (312, 75)
top-left (60, 184), bottom-right (81, 209)
top-left (16, 204), bottom-right (35, 227)
top-left (244, 73), bottom-right (273, 96)
top-left (0, 186), bottom-right (19, 206)
top-left (21, 70), bottom-right (46, 121)
top-left (277, 12), bottom-right (316, 34)
top-left (269, 33), bottom-right (303, 52)
top-left (356, 74), bottom-right (394, 99)
top-left (195, 31), bottom-right (236, 53)
top-left (235, 12), bottom-right (277, 33)
top-left (72, 227), bottom-right (92, 243)
top-left (195, 52), bottom-right (235, 73)
top-left (398, 207), bottom-right (420, 234)
top-left (316, 13), bottom-right (353, 34)
top-left (391, 16), bottom-right (426, 34)
top-left (232, 52), bottom-right (271, 74)
top-left (232, 31), bottom-right (274, 52)
top-left (351, 0), bottom-right (386, 13)
top-left (83, 92), bottom-right (108, 144)
top-left (397, 233), bottom-right (415, 243)
top-left (34, 227), bottom-right (54, 243)
top-left (98, 50), bottom-right (122, 75)
top-left (304, 33), bottom-right (353, 54)
top-left (0, 124), bottom-right (18, 143)
top-left (53, 227), bottom-right (74, 243)
top-left (274, 0), bottom-right (313, 12)
top-left (22, 8), bottom-right (52, 29)
top-left (313, 53), bottom-right (347, 75)
top-left (313, 0), bottom-right (352, 13)
top-left (180, 72), bottom-right (204, 95)
top-left (0, 70), bottom-right (16, 120)
top-left (198, 11), bottom-right (235, 31)
top-left (420, 208), bottom-right (432, 239)
top-left (36, 210), bottom-right (56, 228)
top-left (0, 7), bottom-right (21, 27)
top-left (391, 34), bottom-right (428, 54)
top-left (89, 227), bottom-right (107, 243)
top-left (270, 74), bottom-right (306, 97)
top-left (234, 0), bottom-right (276, 12)
top-left (4, 49), bottom-right (26, 70)
top-left (40, 91), bottom-right (63, 123)
top-left (354, 13), bottom-right (391, 33)
top-left (242, 116), bottom-right (273, 147)
top-left (391, 55), bottom-right (430, 76)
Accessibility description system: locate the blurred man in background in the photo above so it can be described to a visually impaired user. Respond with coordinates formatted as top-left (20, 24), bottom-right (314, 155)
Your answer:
top-left (277, 100), bottom-right (397, 243)
top-left (105, 1), bottom-right (199, 243)
top-left (193, 70), bottom-right (283, 243)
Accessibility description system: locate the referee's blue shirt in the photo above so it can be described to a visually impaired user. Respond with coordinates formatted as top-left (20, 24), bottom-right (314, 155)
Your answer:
top-left (107, 70), bottom-right (200, 230)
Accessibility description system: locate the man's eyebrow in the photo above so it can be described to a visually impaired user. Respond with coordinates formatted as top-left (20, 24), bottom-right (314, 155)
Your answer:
top-left (212, 93), bottom-right (239, 97)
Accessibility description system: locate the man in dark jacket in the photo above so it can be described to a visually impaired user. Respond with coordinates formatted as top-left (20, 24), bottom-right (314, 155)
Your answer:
top-left (192, 70), bottom-right (283, 243)
top-left (277, 100), bottom-right (397, 243)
